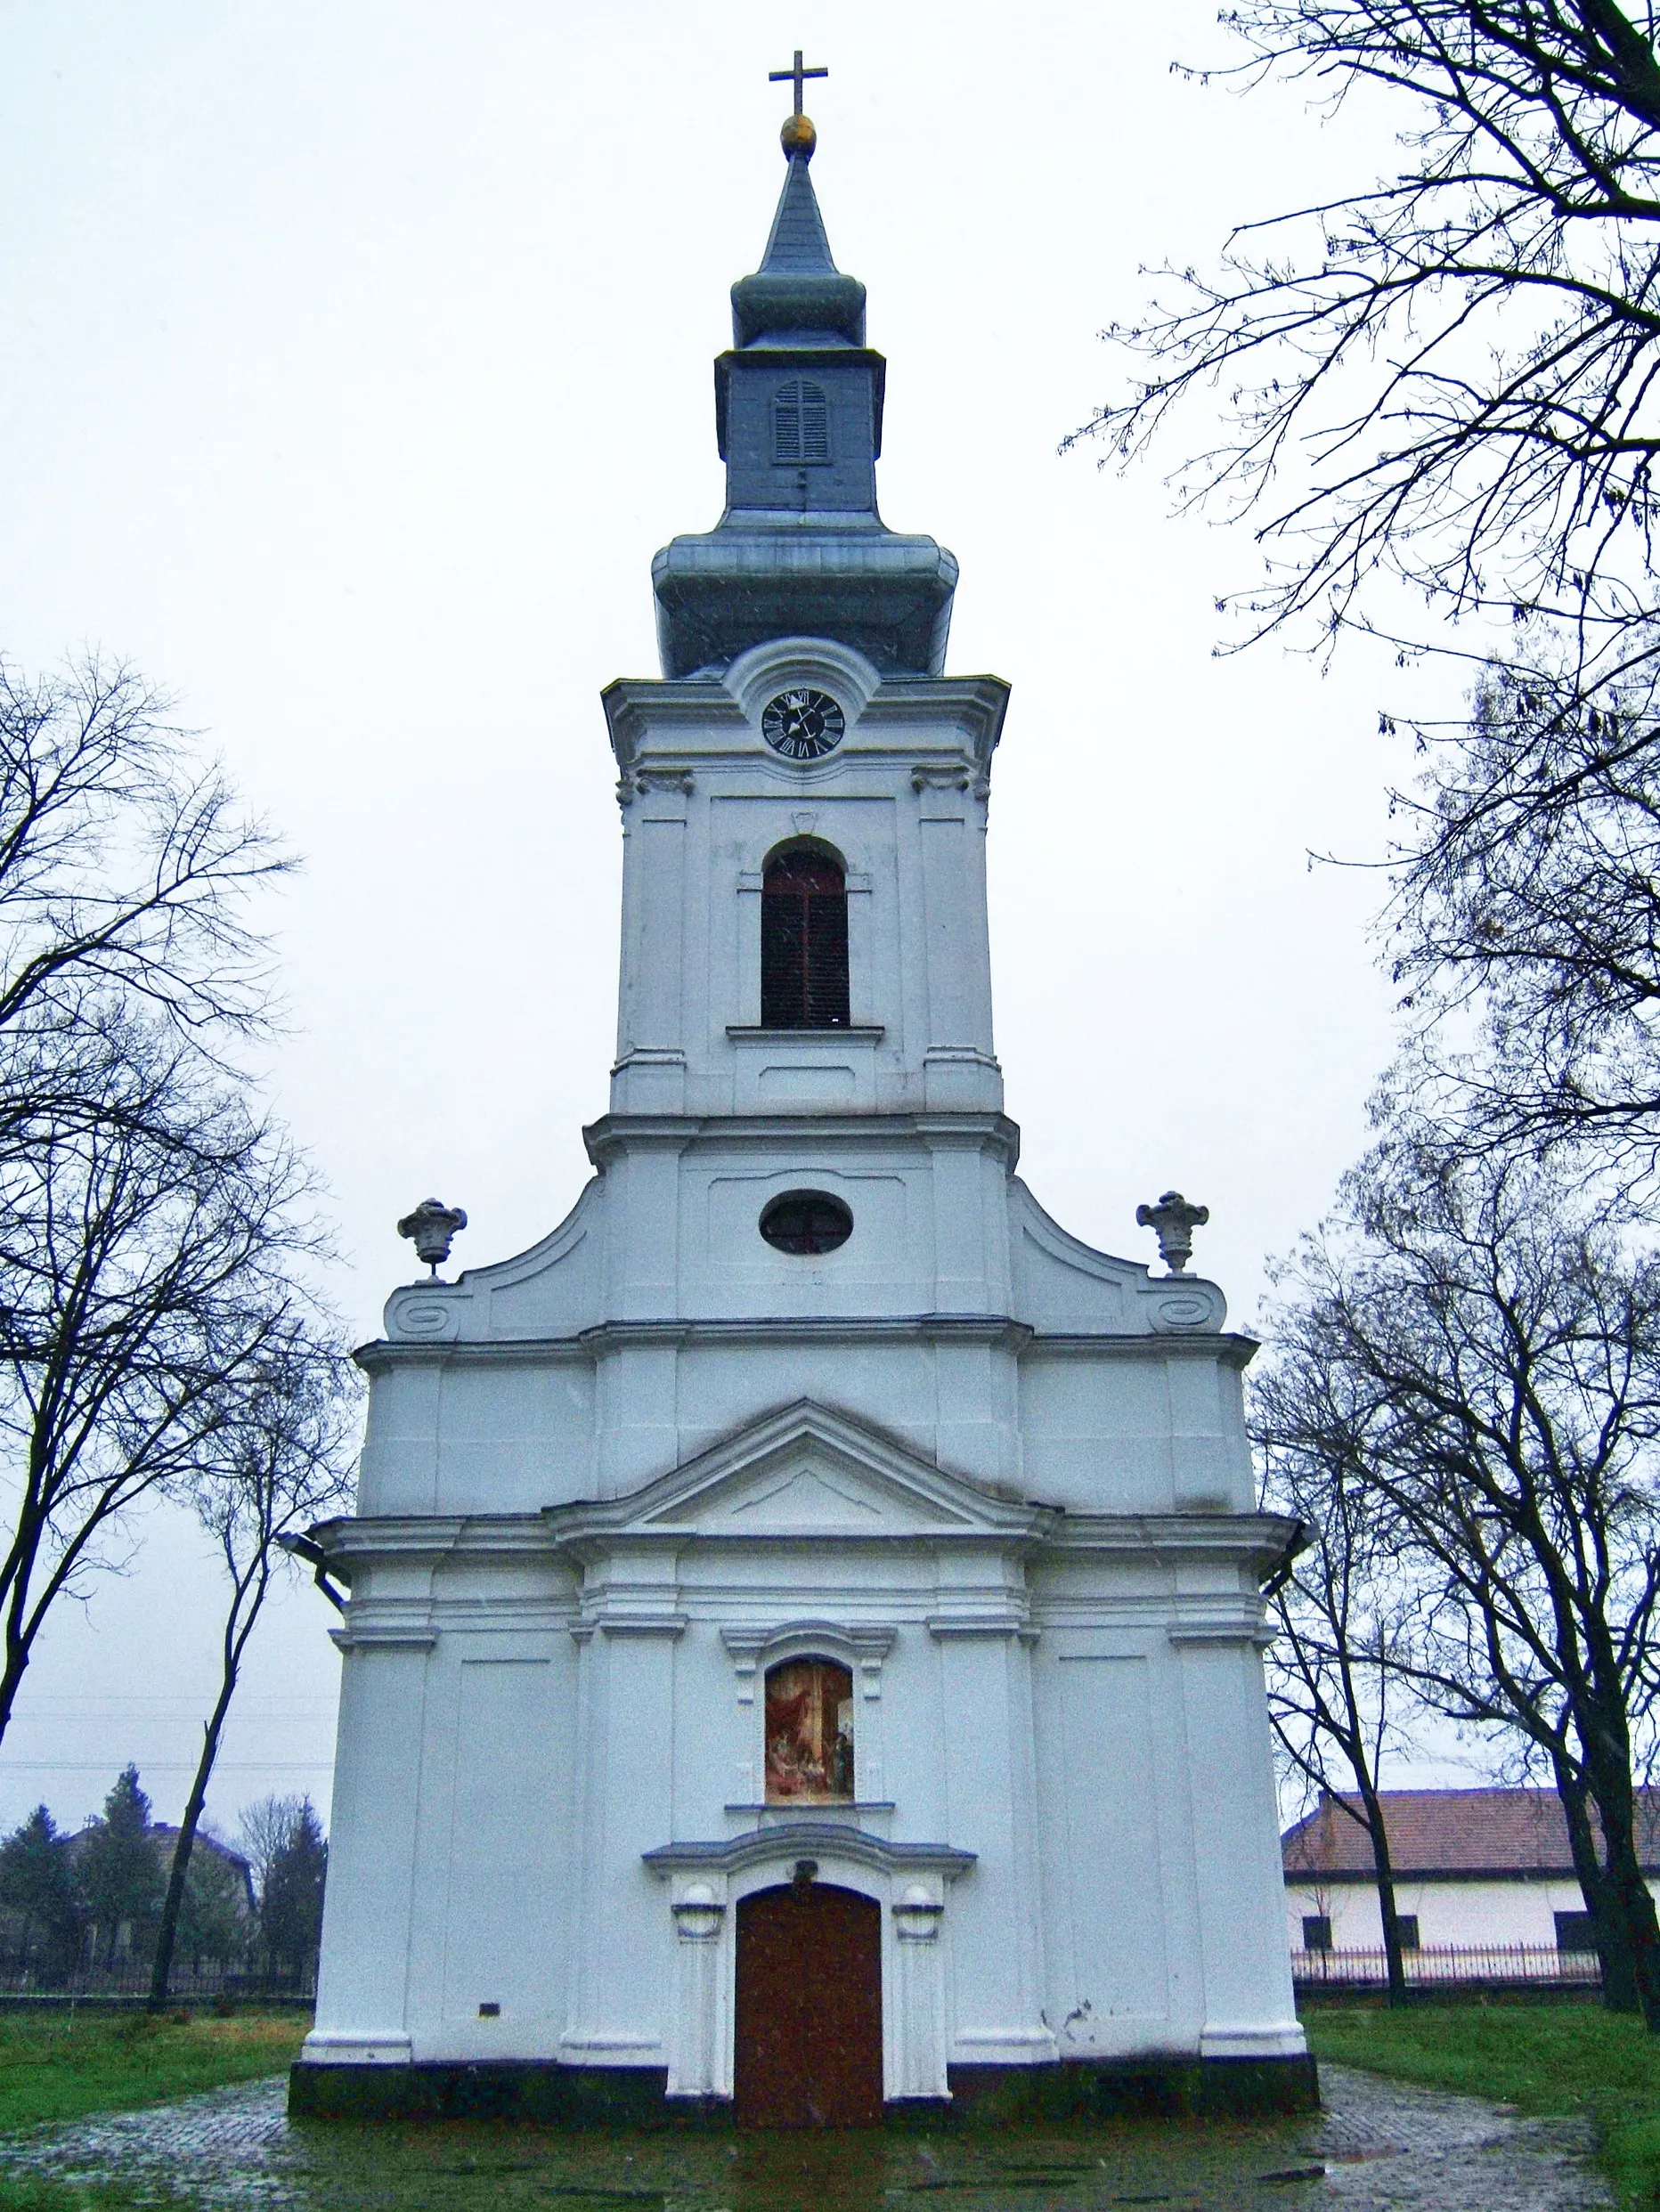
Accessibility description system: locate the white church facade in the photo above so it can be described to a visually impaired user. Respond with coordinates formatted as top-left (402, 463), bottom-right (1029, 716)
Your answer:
top-left (292, 80), bottom-right (1313, 2127)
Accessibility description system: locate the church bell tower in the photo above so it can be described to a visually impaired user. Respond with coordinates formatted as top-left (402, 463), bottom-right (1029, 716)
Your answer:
top-left (294, 70), bottom-right (1314, 2126)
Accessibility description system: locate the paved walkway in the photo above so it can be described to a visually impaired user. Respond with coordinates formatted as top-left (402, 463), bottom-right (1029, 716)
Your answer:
top-left (0, 2062), bottom-right (1611, 2210)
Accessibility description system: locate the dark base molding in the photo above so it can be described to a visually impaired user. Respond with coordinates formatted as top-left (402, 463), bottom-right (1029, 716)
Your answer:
top-left (289, 2062), bottom-right (680, 2126)
top-left (945, 2055), bottom-right (1319, 2122)
top-left (288, 2053), bottom-right (1318, 2126)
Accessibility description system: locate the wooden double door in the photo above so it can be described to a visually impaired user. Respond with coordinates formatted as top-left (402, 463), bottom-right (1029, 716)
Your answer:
top-left (733, 1883), bottom-right (883, 2127)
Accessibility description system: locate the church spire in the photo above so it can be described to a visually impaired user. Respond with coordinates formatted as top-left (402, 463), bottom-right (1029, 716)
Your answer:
top-left (729, 84), bottom-right (867, 354)
top-left (650, 70), bottom-right (958, 681)
top-left (729, 179), bottom-right (868, 350)
top-left (759, 146), bottom-right (834, 269)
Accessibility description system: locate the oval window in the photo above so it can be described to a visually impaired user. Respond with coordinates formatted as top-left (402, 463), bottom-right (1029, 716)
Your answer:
top-left (759, 1191), bottom-right (852, 1255)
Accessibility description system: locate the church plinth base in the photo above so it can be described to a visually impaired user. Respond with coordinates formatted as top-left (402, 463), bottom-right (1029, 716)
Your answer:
top-left (946, 2056), bottom-right (1319, 2122)
top-left (288, 2062), bottom-right (689, 2127)
top-left (289, 2055), bottom-right (1318, 2125)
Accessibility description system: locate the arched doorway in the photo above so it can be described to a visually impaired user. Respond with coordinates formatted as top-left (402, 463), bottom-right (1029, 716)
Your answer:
top-left (734, 1879), bottom-right (882, 2127)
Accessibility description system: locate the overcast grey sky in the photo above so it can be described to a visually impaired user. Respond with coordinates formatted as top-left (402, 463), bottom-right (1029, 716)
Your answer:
top-left (0, 2), bottom-right (1469, 1841)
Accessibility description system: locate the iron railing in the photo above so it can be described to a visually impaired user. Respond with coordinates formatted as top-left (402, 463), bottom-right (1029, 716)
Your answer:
top-left (0, 1963), bottom-right (314, 2001)
top-left (1292, 1942), bottom-right (1600, 1990)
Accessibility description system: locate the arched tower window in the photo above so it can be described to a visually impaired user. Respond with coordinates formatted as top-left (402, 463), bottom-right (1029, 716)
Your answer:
top-left (761, 844), bottom-right (850, 1029)
top-left (765, 1656), bottom-right (854, 1802)
top-left (772, 378), bottom-right (831, 466)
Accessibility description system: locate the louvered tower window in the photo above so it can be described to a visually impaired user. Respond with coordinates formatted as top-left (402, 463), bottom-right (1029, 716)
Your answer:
top-left (772, 379), bottom-right (831, 466)
top-left (761, 845), bottom-right (850, 1028)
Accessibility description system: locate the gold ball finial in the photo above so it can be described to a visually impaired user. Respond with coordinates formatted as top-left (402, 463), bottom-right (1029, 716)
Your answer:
top-left (781, 111), bottom-right (817, 160)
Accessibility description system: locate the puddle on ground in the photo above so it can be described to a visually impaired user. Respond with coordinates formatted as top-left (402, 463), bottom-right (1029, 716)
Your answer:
top-left (0, 2064), bottom-right (1610, 2210)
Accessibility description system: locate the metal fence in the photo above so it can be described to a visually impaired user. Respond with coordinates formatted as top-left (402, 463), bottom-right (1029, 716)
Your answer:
top-left (0, 1964), bottom-right (314, 2002)
top-left (1292, 1942), bottom-right (1600, 1992)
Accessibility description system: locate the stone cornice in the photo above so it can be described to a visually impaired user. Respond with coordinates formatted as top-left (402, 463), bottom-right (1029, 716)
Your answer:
top-left (1046, 1510), bottom-right (1303, 1574)
top-left (601, 666), bottom-right (1008, 778)
top-left (354, 1317), bottom-right (1257, 1374)
top-left (330, 1614), bottom-right (437, 1654)
top-left (720, 1622), bottom-right (898, 1662)
top-left (572, 1613), bottom-right (689, 1641)
top-left (1168, 1621), bottom-right (1277, 1650)
top-left (725, 1024), bottom-right (885, 1045)
top-left (545, 1511), bottom-right (1054, 1560)
top-left (307, 1513), bottom-right (560, 1578)
top-left (581, 1109), bottom-right (1021, 1169)
top-left (355, 1337), bottom-right (590, 1373)
top-left (310, 1508), bottom-right (1298, 1580)
top-left (315, 1513), bottom-right (554, 1552)
top-left (642, 1824), bottom-right (976, 1880)
top-left (580, 1315), bottom-right (1034, 1356)
top-left (1027, 1332), bottom-right (1260, 1370)
top-left (927, 1611), bottom-right (1038, 1641)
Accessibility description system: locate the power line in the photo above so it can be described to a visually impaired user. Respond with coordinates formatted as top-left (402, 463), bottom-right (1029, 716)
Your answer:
top-left (11, 1699), bottom-right (338, 1711)
top-left (0, 1760), bottom-right (333, 1774)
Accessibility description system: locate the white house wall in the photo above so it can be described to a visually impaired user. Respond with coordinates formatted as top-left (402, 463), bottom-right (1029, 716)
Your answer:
top-left (1284, 1875), bottom-right (1660, 1951)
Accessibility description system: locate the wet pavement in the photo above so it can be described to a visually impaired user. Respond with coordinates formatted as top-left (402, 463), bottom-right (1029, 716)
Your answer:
top-left (0, 2063), bottom-right (1610, 2210)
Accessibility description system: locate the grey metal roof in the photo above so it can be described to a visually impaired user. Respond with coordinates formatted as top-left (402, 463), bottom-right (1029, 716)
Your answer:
top-left (652, 140), bottom-right (957, 679)
top-left (730, 154), bottom-right (867, 350)
top-left (760, 154), bottom-right (836, 273)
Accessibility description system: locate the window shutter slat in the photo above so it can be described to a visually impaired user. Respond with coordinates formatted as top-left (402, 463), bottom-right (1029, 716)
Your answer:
top-left (801, 382), bottom-right (829, 462)
top-left (772, 378), bottom-right (830, 468)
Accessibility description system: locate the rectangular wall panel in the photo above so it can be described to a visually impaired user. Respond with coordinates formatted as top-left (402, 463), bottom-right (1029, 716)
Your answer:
top-left (442, 1659), bottom-right (559, 2023)
top-left (918, 815), bottom-right (969, 1046)
top-left (1056, 1655), bottom-right (1169, 2034)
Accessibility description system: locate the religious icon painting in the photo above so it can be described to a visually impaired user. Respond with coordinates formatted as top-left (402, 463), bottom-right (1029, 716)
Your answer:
top-left (763, 1656), bottom-right (854, 1801)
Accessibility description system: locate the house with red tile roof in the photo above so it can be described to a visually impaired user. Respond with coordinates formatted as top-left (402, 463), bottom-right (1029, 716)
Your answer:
top-left (1282, 1788), bottom-right (1660, 1955)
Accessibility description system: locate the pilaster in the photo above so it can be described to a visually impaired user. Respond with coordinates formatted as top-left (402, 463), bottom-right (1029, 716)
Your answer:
top-left (666, 1879), bottom-right (728, 2099)
top-left (564, 1612), bottom-right (686, 2066)
top-left (1170, 1625), bottom-right (1306, 2059)
top-left (891, 1883), bottom-right (950, 2100)
top-left (305, 1639), bottom-right (433, 2063)
top-left (931, 1614), bottom-right (1054, 2068)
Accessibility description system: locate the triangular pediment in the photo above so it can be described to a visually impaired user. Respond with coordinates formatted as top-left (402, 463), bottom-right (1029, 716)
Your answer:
top-left (649, 1443), bottom-right (959, 1536)
top-left (545, 1400), bottom-right (1050, 1546)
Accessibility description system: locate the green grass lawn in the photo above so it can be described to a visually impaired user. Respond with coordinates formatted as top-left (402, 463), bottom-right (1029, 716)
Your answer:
top-left (1305, 2001), bottom-right (1660, 2207)
top-left (0, 2008), bottom-right (307, 2208)
top-left (0, 2008), bottom-right (305, 2136)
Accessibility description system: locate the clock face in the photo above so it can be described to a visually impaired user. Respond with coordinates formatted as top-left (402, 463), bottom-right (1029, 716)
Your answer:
top-left (761, 687), bottom-right (845, 760)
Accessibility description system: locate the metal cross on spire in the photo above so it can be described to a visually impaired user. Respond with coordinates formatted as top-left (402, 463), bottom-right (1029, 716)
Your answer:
top-left (769, 49), bottom-right (827, 116)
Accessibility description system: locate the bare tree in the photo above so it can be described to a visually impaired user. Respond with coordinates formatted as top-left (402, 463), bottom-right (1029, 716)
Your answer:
top-left (1264, 1126), bottom-right (1660, 2024)
top-left (1376, 625), bottom-right (1660, 1175)
top-left (236, 1793), bottom-right (308, 1916)
top-left (0, 648), bottom-right (342, 1774)
top-left (0, 655), bottom-right (287, 1059)
top-left (1071, 1), bottom-right (1660, 695)
top-left (149, 1333), bottom-right (357, 2008)
top-left (1254, 1374), bottom-right (1422, 2001)
top-left (0, 1019), bottom-right (322, 1751)
top-left (1065, 10), bottom-right (1660, 1182)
